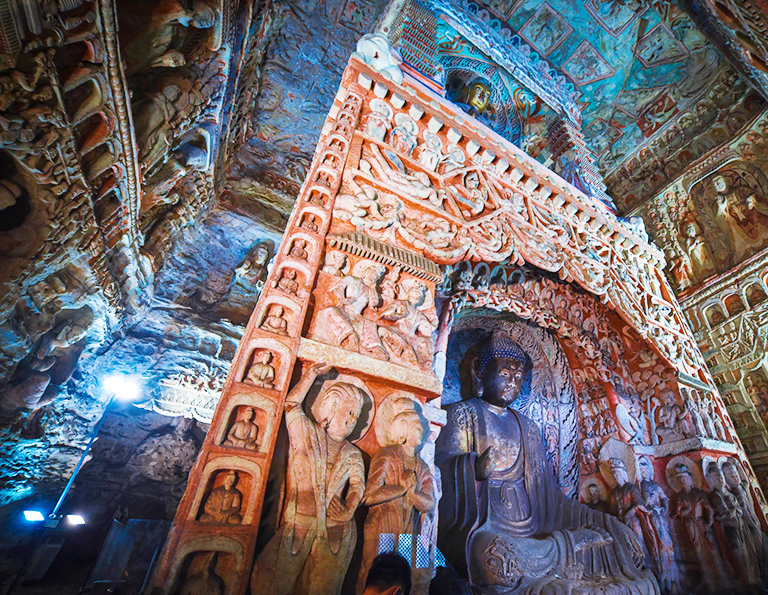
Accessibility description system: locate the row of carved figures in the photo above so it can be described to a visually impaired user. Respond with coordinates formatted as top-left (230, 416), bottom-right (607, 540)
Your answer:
top-left (585, 455), bottom-right (764, 594)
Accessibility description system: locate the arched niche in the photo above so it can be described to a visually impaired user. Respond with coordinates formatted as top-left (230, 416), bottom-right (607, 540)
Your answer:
top-left (167, 535), bottom-right (245, 595)
top-left (444, 313), bottom-right (579, 496)
top-left (188, 457), bottom-right (263, 526)
top-left (214, 391), bottom-right (278, 453)
top-left (256, 296), bottom-right (299, 337)
top-left (745, 281), bottom-right (767, 308)
top-left (724, 293), bottom-right (746, 316)
top-left (232, 336), bottom-right (291, 392)
top-left (705, 303), bottom-right (727, 327)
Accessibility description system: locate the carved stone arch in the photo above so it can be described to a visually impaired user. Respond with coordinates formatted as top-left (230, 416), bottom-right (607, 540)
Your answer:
top-left (445, 310), bottom-right (579, 497)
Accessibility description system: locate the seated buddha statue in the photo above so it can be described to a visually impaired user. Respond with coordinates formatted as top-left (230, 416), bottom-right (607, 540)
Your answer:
top-left (436, 333), bottom-right (658, 594)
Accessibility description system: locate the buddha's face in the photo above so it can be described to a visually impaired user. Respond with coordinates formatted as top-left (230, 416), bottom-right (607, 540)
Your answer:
top-left (587, 485), bottom-right (600, 501)
top-left (224, 472), bottom-right (237, 488)
top-left (468, 82), bottom-right (491, 113)
top-left (481, 357), bottom-right (525, 407)
top-left (244, 408), bottom-right (255, 421)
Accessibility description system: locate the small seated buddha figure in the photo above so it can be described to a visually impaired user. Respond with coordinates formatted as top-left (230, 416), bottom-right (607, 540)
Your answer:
top-left (223, 407), bottom-right (259, 451)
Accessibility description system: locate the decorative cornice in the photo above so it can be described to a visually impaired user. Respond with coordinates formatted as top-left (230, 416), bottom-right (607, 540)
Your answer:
top-left (327, 232), bottom-right (443, 282)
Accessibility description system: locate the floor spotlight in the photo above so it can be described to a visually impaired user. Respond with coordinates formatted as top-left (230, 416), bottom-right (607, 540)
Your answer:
top-left (23, 510), bottom-right (44, 522)
top-left (66, 514), bottom-right (85, 525)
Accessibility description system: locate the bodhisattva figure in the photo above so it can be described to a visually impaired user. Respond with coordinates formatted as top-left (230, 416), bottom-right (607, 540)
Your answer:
top-left (365, 98), bottom-right (393, 142)
top-left (436, 333), bottom-right (657, 594)
top-left (698, 395), bottom-right (718, 439)
top-left (250, 365), bottom-right (366, 595)
top-left (670, 463), bottom-right (730, 593)
top-left (637, 456), bottom-right (679, 592)
top-left (245, 351), bottom-right (275, 389)
top-left (223, 407), bottom-right (259, 451)
top-left (705, 461), bottom-right (761, 592)
top-left (199, 470), bottom-right (243, 524)
top-left (681, 221), bottom-right (717, 283)
top-left (455, 171), bottom-right (486, 217)
top-left (654, 389), bottom-right (694, 443)
top-left (359, 404), bottom-right (436, 592)
top-left (377, 281), bottom-right (436, 365)
top-left (608, 458), bottom-right (648, 542)
top-left (713, 175), bottom-right (768, 261)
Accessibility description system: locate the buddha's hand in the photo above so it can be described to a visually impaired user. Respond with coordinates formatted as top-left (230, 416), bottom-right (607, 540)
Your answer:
top-left (475, 446), bottom-right (496, 481)
top-left (570, 526), bottom-right (612, 552)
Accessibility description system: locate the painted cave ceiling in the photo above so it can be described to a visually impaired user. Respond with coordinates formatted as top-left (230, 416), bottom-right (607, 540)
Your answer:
top-left (225, 0), bottom-right (767, 214)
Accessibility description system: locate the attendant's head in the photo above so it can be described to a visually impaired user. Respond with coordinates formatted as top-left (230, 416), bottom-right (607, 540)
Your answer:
top-left (363, 552), bottom-right (411, 595)
top-left (706, 461), bottom-right (725, 490)
top-left (638, 456), bottom-right (654, 481)
top-left (474, 333), bottom-right (531, 408)
top-left (316, 382), bottom-right (365, 441)
top-left (586, 482), bottom-right (602, 503)
top-left (609, 458), bottom-right (629, 486)
top-left (393, 408), bottom-right (426, 451)
top-left (722, 460), bottom-right (742, 489)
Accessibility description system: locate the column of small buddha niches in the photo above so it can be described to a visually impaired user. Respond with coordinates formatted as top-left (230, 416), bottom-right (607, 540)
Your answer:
top-left (148, 82), bottom-right (369, 595)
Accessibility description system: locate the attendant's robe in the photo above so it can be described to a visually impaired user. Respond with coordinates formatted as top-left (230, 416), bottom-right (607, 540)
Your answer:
top-left (250, 401), bottom-right (365, 595)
